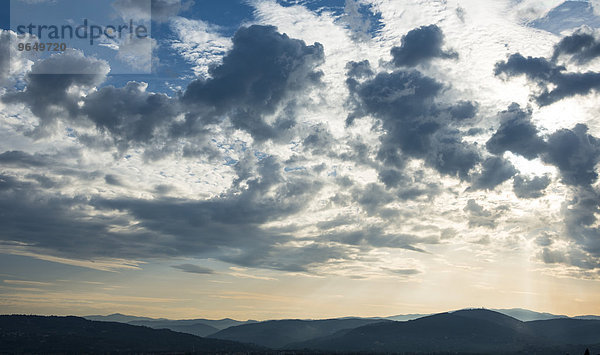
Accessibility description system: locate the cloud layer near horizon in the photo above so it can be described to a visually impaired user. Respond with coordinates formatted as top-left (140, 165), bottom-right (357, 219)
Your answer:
top-left (1, 0), bottom-right (600, 286)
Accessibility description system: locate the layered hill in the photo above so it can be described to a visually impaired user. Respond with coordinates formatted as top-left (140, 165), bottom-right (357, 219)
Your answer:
top-left (0, 315), bottom-right (260, 354)
top-left (287, 309), bottom-right (600, 354)
top-left (85, 313), bottom-right (257, 337)
top-left (209, 318), bottom-right (390, 348)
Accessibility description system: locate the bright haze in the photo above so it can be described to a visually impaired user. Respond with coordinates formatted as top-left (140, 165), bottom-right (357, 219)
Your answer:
top-left (1, 0), bottom-right (600, 320)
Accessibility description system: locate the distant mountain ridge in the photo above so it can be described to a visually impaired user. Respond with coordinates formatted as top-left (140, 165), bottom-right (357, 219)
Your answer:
top-left (0, 315), bottom-right (261, 354)
top-left (385, 307), bottom-right (572, 322)
top-left (84, 313), bottom-right (258, 337)
top-left (287, 309), bottom-right (600, 354)
top-left (209, 318), bottom-right (389, 348)
top-left (6, 309), bottom-right (600, 354)
top-left (83, 307), bottom-right (594, 338)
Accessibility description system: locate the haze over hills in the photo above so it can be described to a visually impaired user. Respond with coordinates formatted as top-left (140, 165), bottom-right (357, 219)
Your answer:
top-left (4, 309), bottom-right (600, 354)
top-left (84, 313), bottom-right (258, 337)
top-left (0, 315), bottom-right (261, 354)
top-left (286, 309), bottom-right (600, 354)
top-left (82, 307), bottom-right (595, 339)
top-left (209, 318), bottom-right (390, 349)
top-left (384, 308), bottom-right (570, 322)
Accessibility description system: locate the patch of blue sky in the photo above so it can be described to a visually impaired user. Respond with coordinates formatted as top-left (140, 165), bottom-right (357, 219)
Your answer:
top-left (354, 2), bottom-right (384, 37)
top-left (185, 0), bottom-right (254, 36)
top-left (0, 1), bottom-right (9, 30)
top-left (254, 151), bottom-right (269, 160)
top-left (277, 0), bottom-right (383, 38)
top-left (10, 0), bottom-right (153, 74)
top-left (224, 157), bottom-right (239, 166)
top-left (277, 0), bottom-right (344, 13)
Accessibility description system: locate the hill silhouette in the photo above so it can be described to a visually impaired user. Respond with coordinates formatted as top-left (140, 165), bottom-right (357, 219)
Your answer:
top-left (209, 318), bottom-right (389, 348)
top-left (5, 310), bottom-right (600, 354)
top-left (0, 315), bottom-right (261, 354)
top-left (84, 313), bottom-right (257, 336)
top-left (287, 309), bottom-right (600, 354)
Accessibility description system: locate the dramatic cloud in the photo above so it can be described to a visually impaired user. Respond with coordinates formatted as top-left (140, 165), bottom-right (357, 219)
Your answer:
top-left (552, 27), bottom-right (600, 64)
top-left (0, 151), bottom-right (53, 168)
top-left (2, 25), bottom-right (324, 156)
top-left (495, 53), bottom-right (600, 106)
top-left (0, 154), bottom-right (332, 272)
top-left (3, 1), bottom-right (600, 319)
top-left (543, 124), bottom-right (600, 187)
top-left (485, 104), bottom-right (546, 159)
top-left (390, 24), bottom-right (458, 67)
top-left (182, 25), bottom-right (324, 141)
top-left (81, 81), bottom-right (181, 150)
top-left (471, 157), bottom-right (517, 191)
top-left (347, 60), bottom-right (480, 180)
top-left (2, 50), bottom-right (109, 135)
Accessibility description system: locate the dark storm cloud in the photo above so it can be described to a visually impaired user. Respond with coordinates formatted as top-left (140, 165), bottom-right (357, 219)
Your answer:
top-left (0, 155), bottom-right (340, 272)
top-left (172, 264), bottom-right (214, 274)
top-left (350, 69), bottom-right (442, 125)
top-left (471, 156), bottom-right (517, 190)
top-left (1, 50), bottom-right (109, 136)
top-left (494, 53), bottom-right (563, 81)
top-left (481, 115), bottom-right (600, 269)
top-left (543, 124), bottom-right (600, 187)
top-left (485, 104), bottom-right (600, 189)
top-left (488, 118), bottom-right (600, 269)
top-left (485, 104), bottom-right (546, 159)
top-left (378, 168), bottom-right (404, 188)
top-left (0, 174), bottom-right (32, 191)
top-left (2, 25), bottom-right (324, 156)
top-left (0, 151), bottom-right (52, 167)
top-left (552, 28), bottom-right (600, 65)
top-left (24, 174), bottom-right (61, 189)
top-left (428, 130), bottom-right (480, 179)
top-left (348, 69), bottom-right (481, 178)
top-left (81, 81), bottom-right (181, 148)
top-left (345, 60), bottom-right (374, 79)
top-left (390, 24), bottom-right (458, 67)
top-left (494, 53), bottom-right (600, 106)
top-left (347, 28), bottom-right (484, 188)
top-left (537, 71), bottom-right (600, 106)
top-left (372, 168), bottom-right (440, 200)
top-left (88, 155), bottom-right (329, 272)
top-left (0, 177), bottom-right (137, 258)
top-left (181, 25), bottom-right (324, 141)
top-left (512, 175), bottom-right (551, 199)
top-left (449, 100), bottom-right (478, 121)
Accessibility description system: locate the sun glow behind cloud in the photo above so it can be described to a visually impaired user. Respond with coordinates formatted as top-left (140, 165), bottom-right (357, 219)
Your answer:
top-left (0, 0), bottom-right (600, 320)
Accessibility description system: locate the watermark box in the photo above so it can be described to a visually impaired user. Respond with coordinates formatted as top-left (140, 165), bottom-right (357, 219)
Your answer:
top-left (9, 0), bottom-right (153, 74)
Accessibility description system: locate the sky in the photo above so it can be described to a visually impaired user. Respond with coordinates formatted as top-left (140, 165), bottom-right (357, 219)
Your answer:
top-left (1, 0), bottom-right (600, 320)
